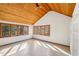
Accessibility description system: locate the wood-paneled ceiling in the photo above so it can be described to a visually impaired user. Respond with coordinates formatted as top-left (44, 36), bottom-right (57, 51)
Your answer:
top-left (0, 3), bottom-right (76, 25)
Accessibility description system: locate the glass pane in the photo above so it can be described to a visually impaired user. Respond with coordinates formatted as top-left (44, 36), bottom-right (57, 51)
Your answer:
top-left (2, 23), bottom-right (10, 37)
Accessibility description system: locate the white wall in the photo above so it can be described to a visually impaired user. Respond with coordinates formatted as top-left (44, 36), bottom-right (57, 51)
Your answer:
top-left (33, 11), bottom-right (71, 46)
top-left (0, 20), bottom-right (33, 46)
top-left (71, 3), bottom-right (79, 56)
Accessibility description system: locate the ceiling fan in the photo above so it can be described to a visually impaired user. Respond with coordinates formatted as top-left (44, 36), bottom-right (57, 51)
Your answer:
top-left (35, 3), bottom-right (43, 9)
top-left (35, 3), bottom-right (39, 7)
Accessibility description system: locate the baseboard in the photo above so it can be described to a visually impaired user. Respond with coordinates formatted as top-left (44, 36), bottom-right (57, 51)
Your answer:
top-left (0, 39), bottom-right (31, 47)
top-left (33, 38), bottom-right (70, 47)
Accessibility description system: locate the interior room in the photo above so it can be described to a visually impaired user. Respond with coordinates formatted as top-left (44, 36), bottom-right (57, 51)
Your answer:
top-left (0, 3), bottom-right (78, 56)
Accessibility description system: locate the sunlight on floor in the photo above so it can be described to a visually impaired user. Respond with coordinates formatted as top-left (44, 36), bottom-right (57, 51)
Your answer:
top-left (6, 44), bottom-right (20, 56)
top-left (35, 40), bottom-right (59, 52)
top-left (52, 45), bottom-right (71, 56)
top-left (19, 43), bottom-right (28, 51)
top-left (40, 42), bottom-right (49, 48)
top-left (46, 44), bottom-right (58, 52)
top-left (37, 41), bottom-right (71, 56)
top-left (0, 40), bottom-right (70, 56)
top-left (35, 41), bottom-right (42, 46)
top-left (0, 47), bottom-right (11, 56)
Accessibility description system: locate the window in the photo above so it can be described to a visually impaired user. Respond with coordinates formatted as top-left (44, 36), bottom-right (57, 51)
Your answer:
top-left (0, 23), bottom-right (2, 38)
top-left (0, 23), bottom-right (29, 38)
top-left (23, 26), bottom-right (29, 35)
top-left (33, 25), bottom-right (50, 36)
top-left (11, 24), bottom-right (18, 36)
top-left (1, 23), bottom-right (11, 37)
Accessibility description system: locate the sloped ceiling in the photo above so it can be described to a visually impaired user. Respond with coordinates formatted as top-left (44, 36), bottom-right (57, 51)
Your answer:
top-left (0, 3), bottom-right (76, 25)
top-left (47, 3), bottom-right (76, 17)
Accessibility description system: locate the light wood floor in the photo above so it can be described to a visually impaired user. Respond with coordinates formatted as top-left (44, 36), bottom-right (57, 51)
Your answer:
top-left (0, 39), bottom-right (70, 56)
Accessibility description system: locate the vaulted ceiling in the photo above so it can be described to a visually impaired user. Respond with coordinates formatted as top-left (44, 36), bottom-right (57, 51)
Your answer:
top-left (0, 3), bottom-right (76, 25)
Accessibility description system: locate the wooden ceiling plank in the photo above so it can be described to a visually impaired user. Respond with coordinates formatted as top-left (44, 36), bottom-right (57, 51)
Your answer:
top-left (0, 3), bottom-right (76, 25)
top-left (47, 3), bottom-right (76, 17)
top-left (0, 6), bottom-right (39, 21)
top-left (0, 11), bottom-right (34, 24)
